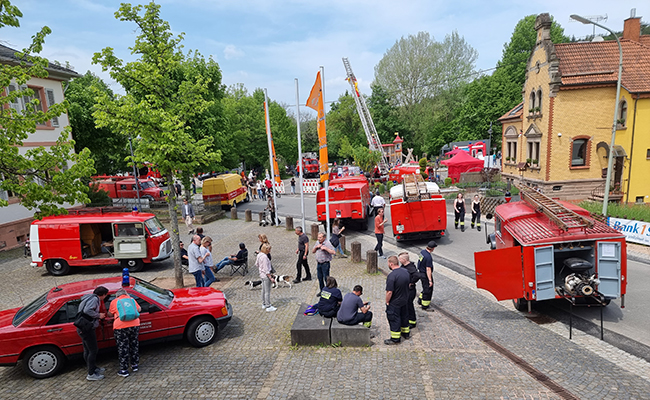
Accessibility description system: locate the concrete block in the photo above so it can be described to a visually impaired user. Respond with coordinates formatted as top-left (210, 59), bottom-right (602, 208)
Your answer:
top-left (290, 303), bottom-right (331, 346)
top-left (330, 318), bottom-right (372, 347)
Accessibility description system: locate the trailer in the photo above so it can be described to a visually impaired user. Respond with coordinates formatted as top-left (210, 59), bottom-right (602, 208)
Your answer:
top-left (389, 174), bottom-right (447, 241)
top-left (474, 186), bottom-right (626, 312)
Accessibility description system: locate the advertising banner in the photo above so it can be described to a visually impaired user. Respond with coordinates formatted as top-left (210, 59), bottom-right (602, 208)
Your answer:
top-left (607, 217), bottom-right (650, 246)
top-left (306, 71), bottom-right (329, 183)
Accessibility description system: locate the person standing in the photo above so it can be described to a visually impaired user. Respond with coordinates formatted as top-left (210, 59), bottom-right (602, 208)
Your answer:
top-left (290, 177), bottom-right (296, 195)
top-left (312, 232), bottom-right (335, 294)
top-left (293, 227), bottom-right (311, 284)
top-left (76, 286), bottom-right (109, 381)
top-left (267, 195), bottom-right (277, 226)
top-left (374, 208), bottom-right (387, 259)
top-left (257, 180), bottom-right (265, 201)
top-left (384, 256), bottom-right (411, 345)
top-left (398, 252), bottom-right (419, 329)
top-left (331, 219), bottom-right (347, 258)
top-left (417, 241), bottom-right (437, 311)
top-left (317, 276), bottom-right (343, 318)
top-left (256, 243), bottom-right (276, 311)
top-left (107, 288), bottom-right (141, 377)
top-left (181, 198), bottom-right (195, 235)
top-left (471, 194), bottom-right (481, 231)
top-left (175, 181), bottom-right (182, 198)
top-left (337, 285), bottom-right (372, 327)
top-left (200, 236), bottom-right (217, 286)
top-left (370, 190), bottom-right (385, 217)
top-left (454, 193), bottom-right (465, 232)
top-left (188, 235), bottom-right (208, 287)
top-left (248, 179), bottom-right (257, 200)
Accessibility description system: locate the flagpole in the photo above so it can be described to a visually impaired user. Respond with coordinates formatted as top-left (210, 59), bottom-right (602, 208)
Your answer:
top-left (263, 89), bottom-right (279, 226)
top-left (320, 66), bottom-right (331, 239)
top-left (295, 78), bottom-right (306, 233)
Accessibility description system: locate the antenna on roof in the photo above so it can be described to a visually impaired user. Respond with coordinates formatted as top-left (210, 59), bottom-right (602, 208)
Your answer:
top-left (52, 277), bottom-right (62, 292)
top-left (576, 14), bottom-right (608, 36)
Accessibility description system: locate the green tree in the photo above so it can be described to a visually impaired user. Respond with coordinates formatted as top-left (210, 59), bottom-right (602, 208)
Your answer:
top-left (0, 1), bottom-right (95, 216)
top-left (367, 83), bottom-right (407, 145)
top-left (326, 91), bottom-right (366, 161)
top-left (92, 2), bottom-right (221, 288)
top-left (67, 71), bottom-right (128, 175)
top-left (352, 146), bottom-right (381, 174)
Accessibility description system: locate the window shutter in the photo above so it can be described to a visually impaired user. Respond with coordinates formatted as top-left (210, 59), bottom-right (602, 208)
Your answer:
top-left (7, 84), bottom-right (23, 112)
top-left (45, 89), bottom-right (59, 127)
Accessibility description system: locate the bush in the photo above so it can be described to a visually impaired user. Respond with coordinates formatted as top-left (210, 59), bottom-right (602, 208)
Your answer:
top-left (444, 177), bottom-right (452, 186)
top-left (579, 201), bottom-right (650, 221)
top-left (87, 183), bottom-right (111, 207)
top-left (373, 182), bottom-right (386, 194)
top-left (419, 158), bottom-right (427, 169)
top-left (485, 189), bottom-right (503, 197)
top-left (386, 181), bottom-right (394, 192)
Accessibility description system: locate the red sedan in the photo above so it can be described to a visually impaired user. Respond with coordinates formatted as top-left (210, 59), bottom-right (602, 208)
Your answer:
top-left (0, 276), bottom-right (232, 378)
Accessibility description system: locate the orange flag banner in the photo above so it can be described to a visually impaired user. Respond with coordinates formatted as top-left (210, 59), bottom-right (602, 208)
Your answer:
top-left (306, 71), bottom-right (329, 182)
top-left (264, 101), bottom-right (282, 184)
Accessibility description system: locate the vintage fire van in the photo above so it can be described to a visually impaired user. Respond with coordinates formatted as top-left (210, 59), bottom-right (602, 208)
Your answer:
top-left (29, 209), bottom-right (172, 275)
top-left (389, 174), bottom-right (447, 241)
top-left (317, 174), bottom-right (371, 230)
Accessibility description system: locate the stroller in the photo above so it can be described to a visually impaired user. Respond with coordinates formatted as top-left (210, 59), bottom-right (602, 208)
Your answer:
top-left (259, 207), bottom-right (282, 227)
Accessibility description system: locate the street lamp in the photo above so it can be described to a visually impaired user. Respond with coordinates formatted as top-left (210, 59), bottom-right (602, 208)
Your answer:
top-left (128, 134), bottom-right (142, 211)
top-left (570, 14), bottom-right (623, 216)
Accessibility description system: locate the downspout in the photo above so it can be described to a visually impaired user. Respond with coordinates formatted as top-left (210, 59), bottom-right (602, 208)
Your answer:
top-left (625, 96), bottom-right (638, 203)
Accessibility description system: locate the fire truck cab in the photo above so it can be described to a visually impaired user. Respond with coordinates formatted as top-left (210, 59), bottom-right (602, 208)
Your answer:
top-left (474, 186), bottom-right (626, 311)
top-left (29, 209), bottom-right (172, 276)
top-left (388, 163), bottom-right (420, 184)
top-left (389, 174), bottom-right (446, 241)
top-left (297, 152), bottom-right (319, 179)
top-left (317, 174), bottom-right (371, 230)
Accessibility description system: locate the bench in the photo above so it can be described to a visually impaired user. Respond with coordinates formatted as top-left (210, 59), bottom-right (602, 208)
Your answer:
top-left (290, 303), bottom-right (372, 347)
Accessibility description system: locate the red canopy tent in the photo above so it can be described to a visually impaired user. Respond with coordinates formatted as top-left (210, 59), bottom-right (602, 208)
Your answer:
top-left (444, 148), bottom-right (464, 157)
top-left (440, 151), bottom-right (483, 183)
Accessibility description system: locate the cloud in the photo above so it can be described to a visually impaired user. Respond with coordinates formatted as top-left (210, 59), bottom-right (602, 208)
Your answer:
top-left (224, 45), bottom-right (245, 60)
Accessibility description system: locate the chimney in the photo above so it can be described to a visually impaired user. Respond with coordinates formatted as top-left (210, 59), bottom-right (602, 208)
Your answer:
top-left (623, 17), bottom-right (641, 42)
top-left (535, 13), bottom-right (552, 44)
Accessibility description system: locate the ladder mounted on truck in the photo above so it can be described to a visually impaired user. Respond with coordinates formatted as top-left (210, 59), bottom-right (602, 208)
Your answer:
top-left (342, 57), bottom-right (389, 175)
top-left (518, 185), bottom-right (594, 231)
top-left (402, 174), bottom-right (431, 201)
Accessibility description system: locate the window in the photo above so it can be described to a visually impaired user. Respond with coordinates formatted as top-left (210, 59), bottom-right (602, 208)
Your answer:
top-left (115, 223), bottom-right (144, 237)
top-left (619, 99), bottom-right (627, 126)
top-left (47, 299), bottom-right (81, 325)
top-left (527, 141), bottom-right (540, 165)
top-left (571, 139), bottom-right (588, 166)
top-left (529, 92), bottom-right (536, 112)
top-left (636, 196), bottom-right (645, 204)
top-left (537, 89), bottom-right (542, 113)
top-left (646, 149), bottom-right (650, 160)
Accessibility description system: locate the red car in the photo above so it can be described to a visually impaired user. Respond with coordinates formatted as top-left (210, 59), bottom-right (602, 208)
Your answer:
top-left (0, 276), bottom-right (232, 378)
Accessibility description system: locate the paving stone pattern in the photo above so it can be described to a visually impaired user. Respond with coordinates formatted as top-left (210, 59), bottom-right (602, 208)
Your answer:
top-left (0, 217), bottom-right (648, 399)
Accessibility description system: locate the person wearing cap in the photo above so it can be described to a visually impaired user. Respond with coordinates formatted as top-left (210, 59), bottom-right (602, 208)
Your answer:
top-left (417, 241), bottom-right (437, 310)
top-left (384, 255), bottom-right (411, 345)
top-left (213, 243), bottom-right (248, 273)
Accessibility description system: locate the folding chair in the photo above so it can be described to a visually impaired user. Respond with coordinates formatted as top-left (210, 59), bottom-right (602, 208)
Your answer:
top-left (230, 250), bottom-right (248, 276)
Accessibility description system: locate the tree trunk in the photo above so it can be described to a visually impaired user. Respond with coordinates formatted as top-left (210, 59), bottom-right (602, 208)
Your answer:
top-left (166, 173), bottom-right (184, 288)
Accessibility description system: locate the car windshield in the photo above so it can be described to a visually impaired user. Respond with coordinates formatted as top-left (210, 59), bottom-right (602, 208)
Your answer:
top-left (133, 279), bottom-right (173, 307)
top-left (13, 292), bottom-right (48, 327)
top-left (145, 217), bottom-right (165, 236)
top-left (139, 181), bottom-right (155, 189)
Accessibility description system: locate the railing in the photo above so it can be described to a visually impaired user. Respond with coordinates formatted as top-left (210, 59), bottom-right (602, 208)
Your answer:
top-left (591, 181), bottom-right (625, 202)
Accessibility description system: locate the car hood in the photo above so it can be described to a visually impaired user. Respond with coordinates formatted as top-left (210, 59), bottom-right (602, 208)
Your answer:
top-left (0, 308), bottom-right (18, 329)
top-left (169, 287), bottom-right (226, 309)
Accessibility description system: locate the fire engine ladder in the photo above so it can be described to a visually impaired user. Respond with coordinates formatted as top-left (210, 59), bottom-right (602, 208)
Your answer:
top-left (342, 57), bottom-right (389, 175)
top-left (518, 185), bottom-right (594, 231)
top-left (403, 174), bottom-right (430, 201)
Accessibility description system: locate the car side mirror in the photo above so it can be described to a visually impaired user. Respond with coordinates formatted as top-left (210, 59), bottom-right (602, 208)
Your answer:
top-left (149, 304), bottom-right (161, 313)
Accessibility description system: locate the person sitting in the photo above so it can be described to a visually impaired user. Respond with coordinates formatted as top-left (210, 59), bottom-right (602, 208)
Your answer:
top-left (213, 243), bottom-right (247, 273)
top-left (317, 276), bottom-right (343, 318)
top-left (337, 285), bottom-right (372, 328)
top-left (179, 241), bottom-right (189, 266)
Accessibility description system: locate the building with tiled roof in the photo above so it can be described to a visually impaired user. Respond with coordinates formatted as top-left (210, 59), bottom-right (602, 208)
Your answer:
top-left (1, 44), bottom-right (80, 251)
top-left (380, 133), bottom-right (404, 166)
top-left (501, 13), bottom-right (650, 204)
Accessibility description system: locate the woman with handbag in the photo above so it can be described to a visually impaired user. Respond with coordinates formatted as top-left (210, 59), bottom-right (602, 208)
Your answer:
top-left (331, 218), bottom-right (347, 258)
top-left (257, 243), bottom-right (276, 312)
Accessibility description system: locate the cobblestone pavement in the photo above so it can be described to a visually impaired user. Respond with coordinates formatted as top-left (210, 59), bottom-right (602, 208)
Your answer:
top-left (0, 217), bottom-right (649, 399)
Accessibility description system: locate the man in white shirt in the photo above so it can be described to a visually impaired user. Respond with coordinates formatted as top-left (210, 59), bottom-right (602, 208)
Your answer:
top-left (370, 191), bottom-right (386, 217)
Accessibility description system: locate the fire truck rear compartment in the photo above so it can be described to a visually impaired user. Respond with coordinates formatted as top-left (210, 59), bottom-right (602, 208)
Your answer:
top-left (551, 242), bottom-right (597, 297)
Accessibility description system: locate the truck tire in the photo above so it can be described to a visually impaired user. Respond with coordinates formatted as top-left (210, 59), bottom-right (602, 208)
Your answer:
top-left (360, 215), bottom-right (369, 231)
top-left (121, 259), bottom-right (144, 272)
top-left (513, 298), bottom-right (528, 312)
top-left (47, 259), bottom-right (70, 276)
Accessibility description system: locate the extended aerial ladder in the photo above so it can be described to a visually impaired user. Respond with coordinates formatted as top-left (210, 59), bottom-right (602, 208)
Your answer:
top-left (518, 185), bottom-right (594, 231)
top-left (342, 57), bottom-right (389, 175)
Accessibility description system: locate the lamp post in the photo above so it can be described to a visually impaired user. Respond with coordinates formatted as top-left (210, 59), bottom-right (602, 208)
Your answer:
top-left (128, 134), bottom-right (142, 211)
top-left (570, 14), bottom-right (623, 216)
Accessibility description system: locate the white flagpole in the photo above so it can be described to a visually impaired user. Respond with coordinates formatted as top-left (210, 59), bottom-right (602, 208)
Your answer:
top-left (295, 78), bottom-right (306, 233)
top-left (263, 89), bottom-right (279, 226)
top-left (320, 66), bottom-right (331, 239)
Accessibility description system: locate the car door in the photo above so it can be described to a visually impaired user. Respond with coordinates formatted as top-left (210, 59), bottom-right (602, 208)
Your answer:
top-left (41, 299), bottom-right (101, 356)
top-left (103, 293), bottom-right (169, 343)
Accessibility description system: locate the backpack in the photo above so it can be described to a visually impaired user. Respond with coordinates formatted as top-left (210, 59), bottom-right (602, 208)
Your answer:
top-left (304, 303), bottom-right (319, 316)
top-left (116, 297), bottom-right (140, 321)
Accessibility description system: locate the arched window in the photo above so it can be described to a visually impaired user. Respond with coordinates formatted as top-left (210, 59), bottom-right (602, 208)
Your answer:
top-left (619, 99), bottom-right (628, 126)
top-left (529, 92), bottom-right (536, 112)
top-left (536, 89), bottom-right (542, 113)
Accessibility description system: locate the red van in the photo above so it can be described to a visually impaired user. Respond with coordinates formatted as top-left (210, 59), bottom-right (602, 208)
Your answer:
top-left (29, 209), bottom-right (172, 275)
top-left (388, 163), bottom-right (420, 184)
top-left (92, 176), bottom-right (166, 201)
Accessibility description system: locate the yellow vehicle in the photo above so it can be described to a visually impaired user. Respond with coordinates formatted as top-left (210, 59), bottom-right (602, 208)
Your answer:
top-left (202, 174), bottom-right (249, 209)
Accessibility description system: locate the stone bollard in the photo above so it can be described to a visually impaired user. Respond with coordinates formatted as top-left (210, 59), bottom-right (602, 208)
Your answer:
top-left (311, 223), bottom-right (320, 241)
top-left (259, 211), bottom-right (266, 223)
top-left (285, 216), bottom-right (294, 231)
top-left (351, 241), bottom-right (361, 263)
top-left (340, 235), bottom-right (346, 254)
top-left (231, 207), bottom-right (238, 220)
top-left (245, 209), bottom-right (252, 222)
top-left (366, 250), bottom-right (378, 273)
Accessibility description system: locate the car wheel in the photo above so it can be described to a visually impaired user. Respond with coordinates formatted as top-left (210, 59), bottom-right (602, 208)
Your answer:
top-left (513, 298), bottom-right (528, 312)
top-left (46, 259), bottom-right (70, 276)
top-left (22, 346), bottom-right (65, 379)
top-left (360, 215), bottom-right (369, 231)
top-left (186, 316), bottom-right (217, 347)
top-left (121, 259), bottom-right (144, 272)
top-left (244, 193), bottom-right (250, 203)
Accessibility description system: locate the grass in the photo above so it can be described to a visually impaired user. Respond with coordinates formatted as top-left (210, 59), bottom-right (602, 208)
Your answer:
top-left (579, 201), bottom-right (650, 221)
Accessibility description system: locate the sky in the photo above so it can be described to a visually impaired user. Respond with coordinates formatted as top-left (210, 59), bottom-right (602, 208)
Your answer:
top-left (2, 0), bottom-right (648, 112)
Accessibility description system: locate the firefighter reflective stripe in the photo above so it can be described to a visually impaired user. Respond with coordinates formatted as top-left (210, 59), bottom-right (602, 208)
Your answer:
top-left (409, 320), bottom-right (417, 326)
top-left (400, 326), bottom-right (410, 334)
top-left (391, 331), bottom-right (401, 339)
top-left (421, 299), bottom-right (431, 307)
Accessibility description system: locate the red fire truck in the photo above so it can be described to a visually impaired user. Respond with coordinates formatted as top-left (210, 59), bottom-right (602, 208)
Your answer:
top-left (92, 176), bottom-right (166, 201)
top-left (474, 186), bottom-right (627, 311)
top-left (29, 209), bottom-right (172, 275)
top-left (388, 163), bottom-right (420, 184)
top-left (389, 174), bottom-right (447, 241)
top-left (297, 152), bottom-right (319, 179)
top-left (316, 175), bottom-right (371, 230)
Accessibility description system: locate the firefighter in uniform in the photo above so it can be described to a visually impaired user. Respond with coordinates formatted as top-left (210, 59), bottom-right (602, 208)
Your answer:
top-left (471, 194), bottom-right (481, 231)
top-left (398, 252), bottom-right (419, 329)
top-left (384, 255), bottom-right (411, 345)
top-left (417, 241), bottom-right (437, 311)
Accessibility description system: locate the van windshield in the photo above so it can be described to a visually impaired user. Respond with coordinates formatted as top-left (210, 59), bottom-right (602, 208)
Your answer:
top-left (139, 181), bottom-right (155, 189)
top-left (145, 217), bottom-right (165, 236)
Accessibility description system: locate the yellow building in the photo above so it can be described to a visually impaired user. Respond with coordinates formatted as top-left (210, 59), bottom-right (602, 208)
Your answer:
top-left (500, 13), bottom-right (650, 204)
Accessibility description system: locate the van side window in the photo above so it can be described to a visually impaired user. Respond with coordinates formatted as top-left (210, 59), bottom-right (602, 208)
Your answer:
top-left (496, 217), bottom-right (502, 236)
top-left (115, 223), bottom-right (144, 237)
top-left (120, 184), bottom-right (127, 190)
